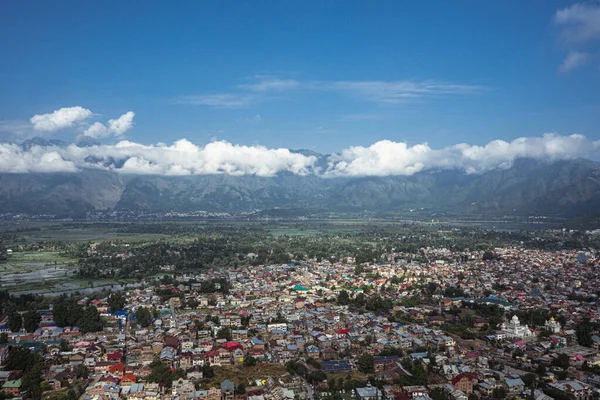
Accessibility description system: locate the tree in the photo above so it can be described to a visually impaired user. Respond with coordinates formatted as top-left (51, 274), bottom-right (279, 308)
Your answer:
top-left (429, 388), bottom-right (446, 400)
top-left (80, 305), bottom-right (103, 333)
top-left (552, 353), bottom-right (570, 369)
top-left (244, 355), bottom-right (257, 367)
top-left (59, 339), bottom-right (72, 352)
top-left (536, 364), bottom-right (546, 376)
top-left (308, 370), bottom-right (326, 383)
top-left (6, 346), bottom-right (34, 370)
top-left (0, 333), bottom-right (8, 344)
top-left (134, 307), bottom-right (152, 328)
top-left (575, 318), bottom-right (593, 347)
top-left (426, 282), bottom-right (438, 295)
top-left (52, 296), bottom-right (84, 327)
top-left (357, 354), bottom-right (374, 373)
top-left (521, 373), bottom-right (537, 387)
top-left (236, 383), bottom-right (246, 395)
top-left (411, 362), bottom-right (428, 385)
top-left (147, 360), bottom-right (174, 388)
top-left (337, 290), bottom-right (350, 305)
top-left (8, 311), bottom-right (22, 332)
top-left (216, 327), bottom-right (231, 341)
top-left (492, 387), bottom-right (507, 399)
top-left (108, 292), bottom-right (126, 313)
top-left (21, 357), bottom-right (43, 400)
top-left (74, 364), bottom-right (89, 379)
top-left (23, 310), bottom-right (41, 333)
top-left (202, 364), bottom-right (215, 379)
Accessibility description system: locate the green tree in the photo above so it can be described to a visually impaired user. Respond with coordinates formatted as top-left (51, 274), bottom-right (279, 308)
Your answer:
top-left (521, 373), bottom-right (537, 387)
top-left (134, 307), bottom-right (153, 328)
top-left (575, 318), bottom-right (593, 347)
top-left (552, 353), bottom-right (570, 369)
top-left (147, 359), bottom-right (173, 388)
top-left (21, 357), bottom-right (43, 400)
top-left (357, 354), bottom-right (374, 373)
top-left (236, 383), bottom-right (246, 395)
top-left (426, 282), bottom-right (438, 295)
top-left (23, 310), bottom-right (41, 333)
top-left (8, 311), bottom-right (22, 332)
top-left (202, 364), bottom-right (215, 378)
top-left (337, 290), bottom-right (350, 305)
top-left (216, 327), bottom-right (232, 341)
top-left (59, 339), bottom-right (72, 352)
top-left (52, 296), bottom-right (84, 327)
top-left (80, 305), bottom-right (103, 333)
top-left (244, 354), bottom-right (257, 367)
top-left (0, 333), bottom-right (8, 344)
top-left (74, 364), bottom-right (89, 379)
top-left (108, 292), bottom-right (126, 313)
top-left (492, 387), bottom-right (507, 399)
top-left (5, 345), bottom-right (34, 371)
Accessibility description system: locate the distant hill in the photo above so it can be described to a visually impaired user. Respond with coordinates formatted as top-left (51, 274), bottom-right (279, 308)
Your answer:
top-left (1, 154), bottom-right (599, 218)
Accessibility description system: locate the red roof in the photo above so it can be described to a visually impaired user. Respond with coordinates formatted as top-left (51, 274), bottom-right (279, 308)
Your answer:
top-left (108, 363), bottom-right (124, 373)
top-left (107, 352), bottom-right (122, 360)
top-left (452, 372), bottom-right (478, 385)
top-left (336, 328), bottom-right (351, 335)
top-left (120, 374), bottom-right (137, 383)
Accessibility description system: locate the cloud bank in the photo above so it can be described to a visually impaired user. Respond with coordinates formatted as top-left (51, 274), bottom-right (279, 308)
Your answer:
top-left (325, 134), bottom-right (600, 176)
top-left (0, 134), bottom-right (598, 177)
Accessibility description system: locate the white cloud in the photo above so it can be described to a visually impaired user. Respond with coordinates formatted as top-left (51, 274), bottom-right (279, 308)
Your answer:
top-left (559, 51), bottom-right (592, 72)
top-left (177, 77), bottom-right (485, 108)
top-left (554, 3), bottom-right (600, 72)
top-left (555, 3), bottom-right (600, 43)
top-left (30, 106), bottom-right (92, 132)
top-left (318, 80), bottom-right (486, 104)
top-left (84, 111), bottom-right (135, 138)
top-left (325, 133), bottom-right (600, 177)
top-left (176, 94), bottom-right (255, 108)
top-left (238, 77), bottom-right (300, 92)
top-left (2, 134), bottom-right (598, 177)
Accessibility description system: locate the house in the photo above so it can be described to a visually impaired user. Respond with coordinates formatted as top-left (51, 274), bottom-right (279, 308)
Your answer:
top-left (451, 373), bottom-right (478, 395)
top-left (120, 373), bottom-right (137, 387)
top-left (505, 377), bottom-right (525, 395)
top-left (548, 380), bottom-right (594, 399)
top-left (221, 379), bottom-right (235, 400)
top-left (306, 345), bottom-right (320, 359)
top-left (2, 379), bottom-right (21, 396)
top-left (355, 386), bottom-right (383, 400)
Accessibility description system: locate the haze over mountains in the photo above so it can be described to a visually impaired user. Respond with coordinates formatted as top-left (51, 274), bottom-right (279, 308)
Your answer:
top-left (1, 137), bottom-right (600, 218)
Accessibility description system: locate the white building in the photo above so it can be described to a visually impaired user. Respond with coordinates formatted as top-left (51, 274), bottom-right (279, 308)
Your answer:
top-left (544, 317), bottom-right (561, 334)
top-left (496, 315), bottom-right (535, 340)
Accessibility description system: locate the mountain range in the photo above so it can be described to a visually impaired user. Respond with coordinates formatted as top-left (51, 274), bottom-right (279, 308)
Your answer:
top-left (1, 139), bottom-right (600, 218)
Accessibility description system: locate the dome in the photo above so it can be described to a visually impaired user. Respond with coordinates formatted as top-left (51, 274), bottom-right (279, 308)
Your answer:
top-left (511, 315), bottom-right (519, 322)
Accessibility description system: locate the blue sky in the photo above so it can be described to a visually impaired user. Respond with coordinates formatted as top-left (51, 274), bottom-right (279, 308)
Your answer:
top-left (0, 0), bottom-right (599, 154)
